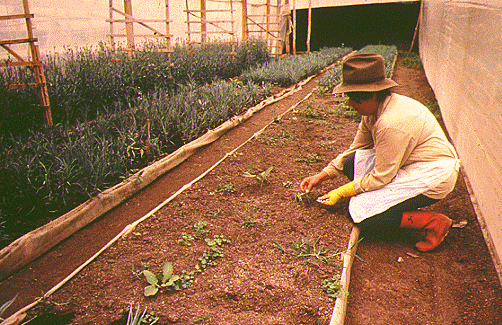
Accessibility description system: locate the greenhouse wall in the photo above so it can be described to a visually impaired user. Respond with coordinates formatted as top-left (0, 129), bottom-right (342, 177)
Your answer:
top-left (419, 0), bottom-right (502, 279)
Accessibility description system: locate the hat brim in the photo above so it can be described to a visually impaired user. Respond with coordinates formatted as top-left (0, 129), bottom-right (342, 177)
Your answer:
top-left (332, 78), bottom-right (399, 94)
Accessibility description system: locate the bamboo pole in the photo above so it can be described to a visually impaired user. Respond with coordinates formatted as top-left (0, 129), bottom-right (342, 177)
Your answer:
top-left (306, 0), bottom-right (311, 52)
top-left (241, 0), bottom-right (248, 40)
top-left (123, 0), bottom-right (134, 49)
top-left (292, 0), bottom-right (296, 54)
top-left (329, 226), bottom-right (361, 325)
top-left (200, 0), bottom-right (207, 43)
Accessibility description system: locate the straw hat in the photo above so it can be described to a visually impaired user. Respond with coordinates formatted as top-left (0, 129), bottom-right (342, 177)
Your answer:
top-left (332, 53), bottom-right (399, 93)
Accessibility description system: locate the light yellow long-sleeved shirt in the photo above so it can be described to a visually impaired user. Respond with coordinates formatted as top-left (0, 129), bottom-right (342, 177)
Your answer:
top-left (323, 93), bottom-right (458, 199)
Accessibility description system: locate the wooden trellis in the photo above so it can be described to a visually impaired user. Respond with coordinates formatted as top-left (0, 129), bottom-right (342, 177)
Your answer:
top-left (0, 0), bottom-right (52, 126)
top-left (107, 0), bottom-right (173, 57)
top-left (244, 0), bottom-right (285, 55)
top-left (185, 0), bottom-right (237, 52)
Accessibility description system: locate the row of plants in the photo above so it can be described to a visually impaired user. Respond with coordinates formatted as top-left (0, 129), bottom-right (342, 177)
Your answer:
top-left (0, 42), bottom-right (352, 248)
top-left (1, 40), bottom-right (270, 137)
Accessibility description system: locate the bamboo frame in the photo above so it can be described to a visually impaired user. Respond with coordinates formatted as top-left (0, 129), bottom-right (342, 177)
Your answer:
top-left (108, 0), bottom-right (173, 57)
top-left (243, 0), bottom-right (284, 56)
top-left (0, 0), bottom-right (52, 126)
top-left (185, 0), bottom-right (237, 52)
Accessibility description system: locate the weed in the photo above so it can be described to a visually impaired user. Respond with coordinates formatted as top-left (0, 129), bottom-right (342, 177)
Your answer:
top-left (282, 181), bottom-right (293, 188)
top-left (272, 236), bottom-right (342, 265)
top-left (193, 221), bottom-right (208, 238)
top-left (195, 235), bottom-right (231, 271)
top-left (321, 275), bottom-right (345, 298)
top-left (143, 262), bottom-right (181, 296)
top-left (126, 303), bottom-right (159, 325)
top-left (261, 130), bottom-right (296, 146)
top-left (205, 234), bottom-right (231, 248)
top-left (294, 192), bottom-right (315, 204)
top-left (400, 51), bottom-right (423, 70)
top-left (215, 179), bottom-right (236, 193)
top-left (242, 166), bottom-right (273, 185)
top-left (178, 232), bottom-right (195, 246)
top-left (194, 315), bottom-right (209, 322)
top-left (295, 153), bottom-right (322, 163)
top-left (205, 209), bottom-right (222, 219)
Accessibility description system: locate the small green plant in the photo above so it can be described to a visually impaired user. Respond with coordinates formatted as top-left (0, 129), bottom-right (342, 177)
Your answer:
top-left (126, 303), bottom-right (159, 325)
top-left (193, 221), bottom-right (208, 238)
top-left (196, 235), bottom-right (231, 271)
top-left (282, 181), bottom-right (293, 188)
top-left (143, 262), bottom-right (181, 296)
top-left (215, 180), bottom-right (236, 193)
top-left (205, 209), bottom-right (222, 219)
top-left (178, 232), bottom-right (195, 246)
top-left (295, 153), bottom-right (322, 163)
top-left (294, 192), bottom-right (315, 204)
top-left (243, 166), bottom-right (273, 185)
top-left (272, 236), bottom-right (342, 265)
top-left (194, 315), bottom-right (209, 323)
top-left (321, 275), bottom-right (345, 298)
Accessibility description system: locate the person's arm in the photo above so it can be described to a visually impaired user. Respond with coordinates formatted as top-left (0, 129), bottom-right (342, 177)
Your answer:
top-left (323, 119), bottom-right (374, 177)
top-left (300, 170), bottom-right (331, 193)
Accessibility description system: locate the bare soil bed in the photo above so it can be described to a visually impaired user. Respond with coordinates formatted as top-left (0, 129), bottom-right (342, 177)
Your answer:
top-left (2, 55), bottom-right (502, 325)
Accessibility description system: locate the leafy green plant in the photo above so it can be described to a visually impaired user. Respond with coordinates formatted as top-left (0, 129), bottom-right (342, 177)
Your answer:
top-left (215, 180), bottom-right (236, 193)
top-left (293, 192), bottom-right (315, 204)
top-left (196, 235), bottom-right (231, 271)
top-left (178, 232), bottom-right (195, 246)
top-left (132, 262), bottom-right (150, 280)
top-left (194, 315), bottom-right (209, 323)
top-left (143, 262), bottom-right (180, 296)
top-left (242, 166), bottom-right (273, 185)
top-left (205, 209), bottom-right (222, 219)
top-left (193, 221), bottom-right (208, 238)
top-left (295, 153), bottom-right (322, 163)
top-left (126, 303), bottom-right (159, 325)
top-left (321, 275), bottom-right (345, 298)
top-left (272, 236), bottom-right (342, 265)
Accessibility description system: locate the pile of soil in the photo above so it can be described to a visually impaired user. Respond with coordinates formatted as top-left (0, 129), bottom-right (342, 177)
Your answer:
top-left (1, 55), bottom-right (502, 325)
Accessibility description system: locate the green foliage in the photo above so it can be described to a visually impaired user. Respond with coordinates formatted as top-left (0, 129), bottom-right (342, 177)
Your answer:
top-left (178, 232), bottom-right (195, 246)
top-left (400, 51), bottom-right (423, 70)
top-left (242, 166), bottom-right (273, 185)
top-left (295, 153), bottom-right (322, 163)
top-left (193, 221), bottom-right (208, 238)
top-left (272, 236), bottom-right (342, 265)
top-left (293, 192), bottom-right (315, 204)
top-left (196, 235), bottom-right (231, 271)
top-left (204, 209), bottom-right (222, 219)
top-left (143, 262), bottom-right (182, 296)
top-left (126, 303), bottom-right (159, 325)
top-left (240, 47), bottom-right (352, 87)
top-left (215, 181), bottom-right (236, 193)
top-left (321, 275), bottom-right (345, 298)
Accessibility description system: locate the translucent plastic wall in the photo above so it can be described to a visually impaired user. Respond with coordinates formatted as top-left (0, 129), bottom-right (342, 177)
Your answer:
top-left (420, 0), bottom-right (502, 278)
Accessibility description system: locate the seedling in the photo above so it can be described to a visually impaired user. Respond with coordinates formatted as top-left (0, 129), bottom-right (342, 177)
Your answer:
top-left (272, 236), bottom-right (342, 265)
top-left (282, 181), bottom-right (293, 188)
top-left (178, 232), bottom-right (195, 246)
top-left (294, 192), bottom-right (315, 204)
top-left (143, 262), bottom-right (180, 296)
top-left (126, 303), bottom-right (159, 325)
top-left (321, 275), bottom-right (345, 298)
top-left (295, 153), bottom-right (321, 163)
top-left (215, 181), bottom-right (236, 193)
top-left (193, 221), bottom-right (208, 238)
top-left (131, 262), bottom-right (150, 280)
top-left (196, 235), bottom-right (231, 271)
top-left (205, 209), bottom-right (222, 219)
top-left (242, 166), bottom-right (273, 185)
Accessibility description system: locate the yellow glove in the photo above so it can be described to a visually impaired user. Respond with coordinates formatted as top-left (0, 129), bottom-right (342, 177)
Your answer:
top-left (316, 182), bottom-right (356, 205)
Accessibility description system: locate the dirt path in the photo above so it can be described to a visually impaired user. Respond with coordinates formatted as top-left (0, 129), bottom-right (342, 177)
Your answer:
top-left (2, 56), bottom-right (502, 325)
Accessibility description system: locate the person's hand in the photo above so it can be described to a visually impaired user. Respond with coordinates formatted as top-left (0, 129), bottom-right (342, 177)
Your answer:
top-left (300, 171), bottom-right (330, 193)
top-left (317, 182), bottom-right (356, 205)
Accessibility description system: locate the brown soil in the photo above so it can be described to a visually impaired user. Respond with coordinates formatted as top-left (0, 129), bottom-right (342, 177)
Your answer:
top-left (1, 56), bottom-right (502, 325)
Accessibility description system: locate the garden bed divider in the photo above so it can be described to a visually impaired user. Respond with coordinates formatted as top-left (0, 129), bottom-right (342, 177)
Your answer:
top-left (329, 226), bottom-right (361, 325)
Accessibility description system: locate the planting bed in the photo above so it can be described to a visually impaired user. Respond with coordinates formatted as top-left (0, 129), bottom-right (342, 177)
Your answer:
top-left (2, 55), bottom-right (502, 325)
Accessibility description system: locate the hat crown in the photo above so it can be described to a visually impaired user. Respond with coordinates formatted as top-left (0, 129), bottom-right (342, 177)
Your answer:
top-left (343, 53), bottom-right (386, 85)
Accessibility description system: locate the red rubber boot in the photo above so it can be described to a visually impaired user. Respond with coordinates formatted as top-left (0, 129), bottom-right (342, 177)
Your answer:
top-left (400, 211), bottom-right (453, 252)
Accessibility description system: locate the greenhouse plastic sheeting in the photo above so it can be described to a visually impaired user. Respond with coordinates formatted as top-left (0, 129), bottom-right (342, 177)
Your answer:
top-left (420, 0), bottom-right (502, 278)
